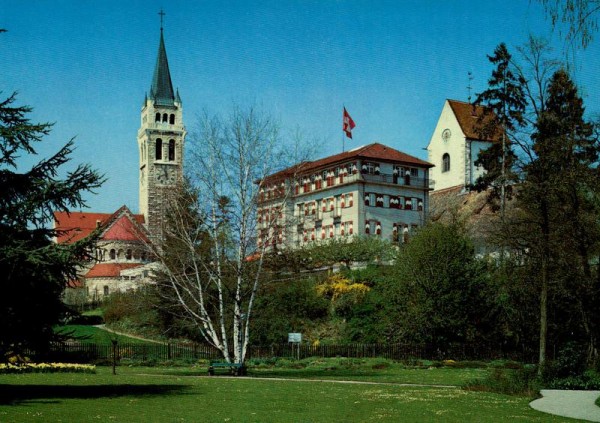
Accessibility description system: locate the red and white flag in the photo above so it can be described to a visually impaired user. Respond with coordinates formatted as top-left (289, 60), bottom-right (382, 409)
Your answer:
top-left (343, 107), bottom-right (356, 139)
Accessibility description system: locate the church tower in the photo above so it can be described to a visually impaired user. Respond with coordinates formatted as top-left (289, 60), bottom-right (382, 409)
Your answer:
top-left (138, 23), bottom-right (185, 242)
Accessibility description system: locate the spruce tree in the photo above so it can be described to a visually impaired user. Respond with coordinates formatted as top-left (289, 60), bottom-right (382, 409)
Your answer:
top-left (0, 92), bottom-right (104, 358)
top-left (474, 43), bottom-right (527, 214)
top-left (522, 69), bottom-right (599, 369)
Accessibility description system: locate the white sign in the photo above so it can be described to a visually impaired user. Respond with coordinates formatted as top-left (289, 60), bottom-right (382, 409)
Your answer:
top-left (288, 333), bottom-right (302, 343)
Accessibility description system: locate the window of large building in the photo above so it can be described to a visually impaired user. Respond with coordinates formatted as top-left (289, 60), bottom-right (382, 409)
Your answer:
top-left (169, 114), bottom-right (175, 124)
top-left (361, 162), bottom-right (380, 175)
top-left (442, 153), bottom-right (450, 172)
top-left (156, 138), bottom-right (163, 160)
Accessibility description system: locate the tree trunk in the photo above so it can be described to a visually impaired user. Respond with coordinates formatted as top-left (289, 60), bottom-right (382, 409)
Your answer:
top-left (538, 257), bottom-right (548, 375)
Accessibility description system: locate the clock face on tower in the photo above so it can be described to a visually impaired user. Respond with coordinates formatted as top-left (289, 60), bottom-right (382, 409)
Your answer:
top-left (156, 164), bottom-right (176, 185)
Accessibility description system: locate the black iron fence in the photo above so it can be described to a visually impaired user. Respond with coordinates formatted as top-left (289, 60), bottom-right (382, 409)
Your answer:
top-left (34, 341), bottom-right (536, 364)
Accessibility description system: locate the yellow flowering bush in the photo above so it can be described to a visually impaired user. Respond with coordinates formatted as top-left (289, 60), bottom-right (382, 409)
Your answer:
top-left (0, 362), bottom-right (96, 374)
top-left (316, 274), bottom-right (370, 301)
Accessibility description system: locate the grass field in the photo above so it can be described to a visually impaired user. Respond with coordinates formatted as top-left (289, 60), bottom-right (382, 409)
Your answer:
top-left (53, 324), bottom-right (152, 345)
top-left (0, 365), bottom-right (587, 422)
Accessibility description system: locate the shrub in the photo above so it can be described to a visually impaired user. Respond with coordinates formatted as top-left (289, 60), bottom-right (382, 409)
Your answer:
top-left (541, 342), bottom-right (587, 382)
top-left (463, 366), bottom-right (540, 396)
top-left (546, 370), bottom-right (600, 390)
top-left (0, 362), bottom-right (96, 374)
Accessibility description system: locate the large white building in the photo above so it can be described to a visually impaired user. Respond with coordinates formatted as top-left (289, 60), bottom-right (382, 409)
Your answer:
top-left (427, 99), bottom-right (500, 192)
top-left (257, 143), bottom-right (433, 248)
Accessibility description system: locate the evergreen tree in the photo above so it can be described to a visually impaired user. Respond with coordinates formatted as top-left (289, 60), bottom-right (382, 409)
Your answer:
top-left (474, 43), bottom-right (527, 213)
top-left (0, 92), bottom-right (103, 358)
top-left (520, 69), bottom-right (599, 369)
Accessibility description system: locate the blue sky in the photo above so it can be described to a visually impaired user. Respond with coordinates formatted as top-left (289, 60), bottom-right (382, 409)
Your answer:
top-left (2, 1), bottom-right (600, 214)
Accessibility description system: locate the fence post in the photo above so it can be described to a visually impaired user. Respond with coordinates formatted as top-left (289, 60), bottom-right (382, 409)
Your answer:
top-left (111, 340), bottom-right (118, 375)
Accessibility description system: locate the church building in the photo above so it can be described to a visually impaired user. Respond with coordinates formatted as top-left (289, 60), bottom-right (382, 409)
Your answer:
top-left (427, 99), bottom-right (501, 193)
top-left (54, 25), bottom-right (185, 302)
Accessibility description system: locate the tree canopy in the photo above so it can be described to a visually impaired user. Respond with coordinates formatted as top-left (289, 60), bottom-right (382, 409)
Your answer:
top-left (0, 92), bottom-right (103, 357)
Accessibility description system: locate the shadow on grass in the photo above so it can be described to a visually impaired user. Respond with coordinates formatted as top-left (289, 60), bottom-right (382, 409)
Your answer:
top-left (0, 384), bottom-right (190, 406)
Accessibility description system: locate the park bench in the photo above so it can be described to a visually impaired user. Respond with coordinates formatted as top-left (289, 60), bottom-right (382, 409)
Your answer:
top-left (208, 361), bottom-right (246, 376)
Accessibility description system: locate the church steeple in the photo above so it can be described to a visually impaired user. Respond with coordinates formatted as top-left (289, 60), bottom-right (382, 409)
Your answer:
top-left (150, 29), bottom-right (176, 106)
top-left (138, 11), bottom-right (186, 244)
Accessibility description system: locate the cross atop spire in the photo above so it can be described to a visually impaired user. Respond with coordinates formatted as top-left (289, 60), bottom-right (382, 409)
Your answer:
top-left (159, 9), bottom-right (165, 31)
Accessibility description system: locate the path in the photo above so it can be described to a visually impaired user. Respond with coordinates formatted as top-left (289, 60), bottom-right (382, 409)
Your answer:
top-left (94, 325), bottom-right (166, 344)
top-left (530, 389), bottom-right (600, 422)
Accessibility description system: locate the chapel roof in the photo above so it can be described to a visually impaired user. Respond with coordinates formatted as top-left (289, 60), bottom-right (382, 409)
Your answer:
top-left (264, 142), bottom-right (433, 182)
top-left (85, 263), bottom-right (144, 279)
top-left (447, 99), bottom-right (503, 142)
top-left (53, 205), bottom-right (146, 244)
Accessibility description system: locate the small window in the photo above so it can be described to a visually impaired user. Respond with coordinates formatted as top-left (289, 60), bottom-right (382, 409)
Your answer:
top-left (155, 112), bottom-right (161, 122)
top-left (103, 285), bottom-right (109, 296)
top-left (169, 139), bottom-right (175, 161)
top-left (156, 138), bottom-right (163, 160)
top-left (126, 249), bottom-right (132, 260)
top-left (169, 114), bottom-right (175, 125)
top-left (442, 153), bottom-right (450, 173)
top-left (162, 113), bottom-right (168, 123)
top-left (109, 249), bottom-right (116, 260)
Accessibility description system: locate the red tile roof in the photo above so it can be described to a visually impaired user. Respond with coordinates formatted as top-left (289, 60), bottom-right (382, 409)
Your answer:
top-left (447, 100), bottom-right (502, 142)
top-left (265, 143), bottom-right (432, 182)
top-left (54, 206), bottom-right (146, 244)
top-left (103, 214), bottom-right (148, 242)
top-left (85, 263), bottom-right (143, 278)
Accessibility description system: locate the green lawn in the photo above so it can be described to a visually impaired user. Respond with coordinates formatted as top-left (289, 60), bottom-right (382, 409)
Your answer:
top-left (0, 366), bottom-right (585, 422)
top-left (54, 325), bottom-right (152, 345)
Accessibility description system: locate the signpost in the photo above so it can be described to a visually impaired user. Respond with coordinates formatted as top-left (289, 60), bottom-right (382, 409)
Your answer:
top-left (288, 333), bottom-right (302, 360)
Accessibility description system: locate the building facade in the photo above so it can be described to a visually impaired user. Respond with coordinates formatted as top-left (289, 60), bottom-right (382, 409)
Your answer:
top-left (257, 143), bottom-right (433, 248)
top-left (427, 99), bottom-right (500, 192)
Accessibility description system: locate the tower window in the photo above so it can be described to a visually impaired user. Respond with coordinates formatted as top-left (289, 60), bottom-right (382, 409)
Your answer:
top-left (169, 139), bottom-right (175, 161)
top-left (442, 153), bottom-right (450, 173)
top-left (156, 138), bottom-right (163, 160)
top-left (169, 114), bottom-right (175, 125)
top-left (155, 112), bottom-right (160, 122)
top-left (162, 113), bottom-right (168, 123)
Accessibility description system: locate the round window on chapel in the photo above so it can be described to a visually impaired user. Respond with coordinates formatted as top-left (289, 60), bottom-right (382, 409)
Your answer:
top-left (442, 129), bottom-right (451, 142)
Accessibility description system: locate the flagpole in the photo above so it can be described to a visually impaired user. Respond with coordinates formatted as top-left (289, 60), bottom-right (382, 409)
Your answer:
top-left (342, 105), bottom-right (345, 153)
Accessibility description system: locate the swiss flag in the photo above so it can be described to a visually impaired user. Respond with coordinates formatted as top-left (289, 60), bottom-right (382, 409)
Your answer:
top-left (343, 107), bottom-right (356, 139)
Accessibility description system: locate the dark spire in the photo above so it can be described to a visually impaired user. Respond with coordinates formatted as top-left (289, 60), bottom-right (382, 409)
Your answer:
top-left (150, 21), bottom-right (175, 106)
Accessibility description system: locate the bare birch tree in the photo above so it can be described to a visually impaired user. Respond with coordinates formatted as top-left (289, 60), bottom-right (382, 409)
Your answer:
top-left (153, 106), bottom-right (304, 365)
